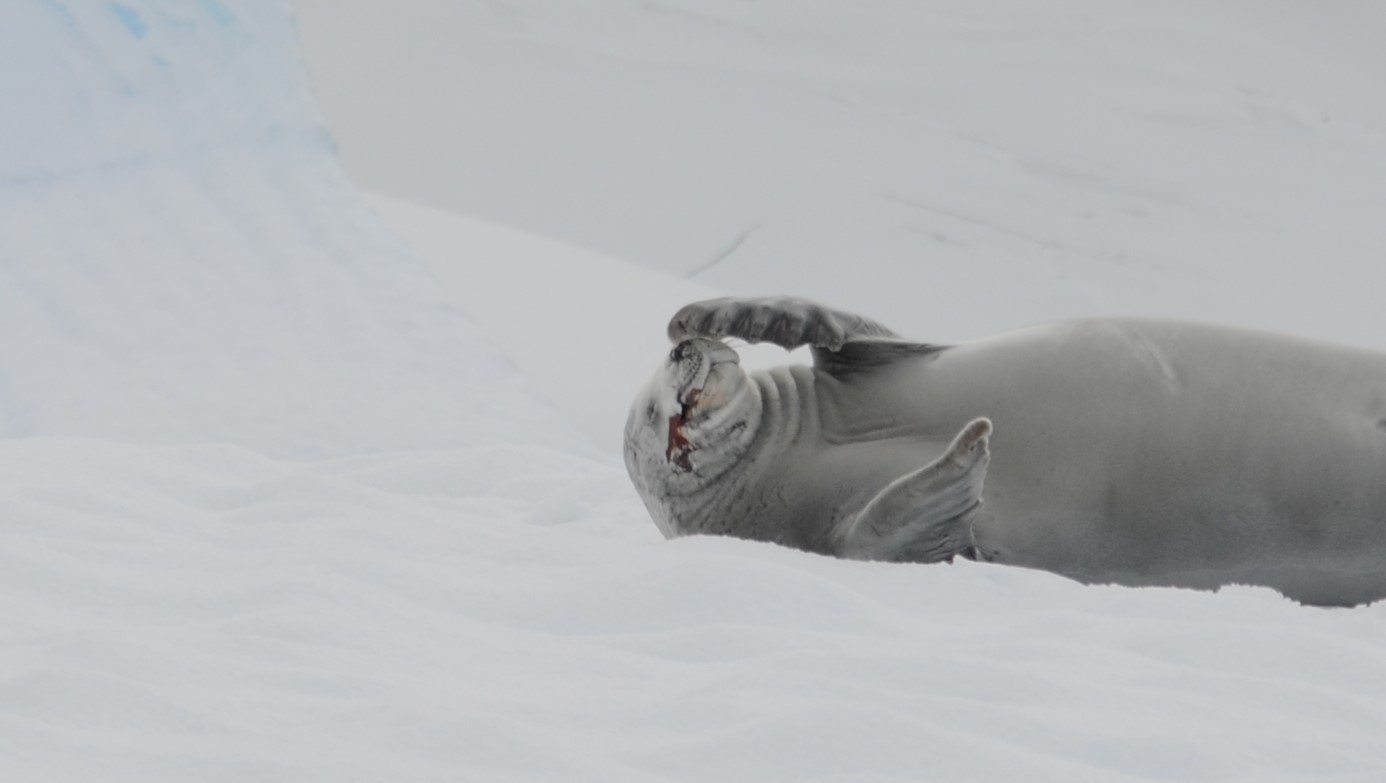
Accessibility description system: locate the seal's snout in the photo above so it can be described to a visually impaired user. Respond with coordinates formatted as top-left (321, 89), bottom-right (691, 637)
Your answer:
top-left (659, 338), bottom-right (745, 474)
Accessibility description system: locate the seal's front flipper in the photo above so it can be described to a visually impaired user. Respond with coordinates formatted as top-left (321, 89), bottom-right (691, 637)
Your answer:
top-left (836, 418), bottom-right (992, 563)
top-left (668, 296), bottom-right (900, 351)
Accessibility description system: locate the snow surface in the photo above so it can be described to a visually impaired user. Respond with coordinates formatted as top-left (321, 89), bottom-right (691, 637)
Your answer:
top-left (4, 1), bottom-right (1386, 781)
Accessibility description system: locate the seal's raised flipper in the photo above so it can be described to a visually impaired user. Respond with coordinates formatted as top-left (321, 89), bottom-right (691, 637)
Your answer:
top-left (668, 296), bottom-right (943, 374)
top-left (836, 418), bottom-right (992, 563)
top-left (669, 296), bottom-right (900, 351)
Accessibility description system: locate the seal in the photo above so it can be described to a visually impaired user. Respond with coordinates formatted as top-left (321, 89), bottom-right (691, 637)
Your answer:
top-left (623, 296), bottom-right (1386, 606)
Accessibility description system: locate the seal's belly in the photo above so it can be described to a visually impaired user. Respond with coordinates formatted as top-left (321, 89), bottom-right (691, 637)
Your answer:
top-left (820, 319), bottom-right (1386, 583)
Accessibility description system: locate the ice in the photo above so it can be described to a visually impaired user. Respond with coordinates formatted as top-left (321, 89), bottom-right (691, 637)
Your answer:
top-left (0, 0), bottom-right (575, 458)
top-left (3, 1), bottom-right (1386, 781)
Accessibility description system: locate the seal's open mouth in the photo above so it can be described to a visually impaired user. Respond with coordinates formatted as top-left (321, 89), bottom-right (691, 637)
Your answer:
top-left (665, 387), bottom-right (701, 470)
top-left (661, 338), bottom-right (741, 473)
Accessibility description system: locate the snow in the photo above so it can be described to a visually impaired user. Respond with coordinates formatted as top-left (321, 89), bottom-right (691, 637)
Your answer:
top-left (6, 438), bottom-right (1386, 781)
top-left (3, 1), bottom-right (1386, 781)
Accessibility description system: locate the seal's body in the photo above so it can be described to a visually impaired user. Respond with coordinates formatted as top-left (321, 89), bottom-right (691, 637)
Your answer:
top-left (624, 297), bottom-right (1386, 606)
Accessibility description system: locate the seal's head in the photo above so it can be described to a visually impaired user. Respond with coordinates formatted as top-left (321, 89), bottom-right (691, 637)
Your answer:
top-left (624, 337), bottom-right (762, 537)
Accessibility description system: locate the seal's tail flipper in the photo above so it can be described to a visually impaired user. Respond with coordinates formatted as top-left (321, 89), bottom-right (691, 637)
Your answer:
top-left (837, 418), bottom-right (992, 563)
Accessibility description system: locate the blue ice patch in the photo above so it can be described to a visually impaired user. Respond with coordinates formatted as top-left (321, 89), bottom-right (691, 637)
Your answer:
top-left (44, 0), bottom-right (79, 32)
top-left (200, 0), bottom-right (236, 26)
top-left (109, 3), bottom-right (146, 38)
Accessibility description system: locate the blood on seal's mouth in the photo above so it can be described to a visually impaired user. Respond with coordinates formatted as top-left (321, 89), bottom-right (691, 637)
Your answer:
top-left (665, 387), bottom-right (701, 470)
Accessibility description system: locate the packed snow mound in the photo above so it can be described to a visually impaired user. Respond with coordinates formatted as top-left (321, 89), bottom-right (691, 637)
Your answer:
top-left (0, 0), bottom-right (573, 457)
